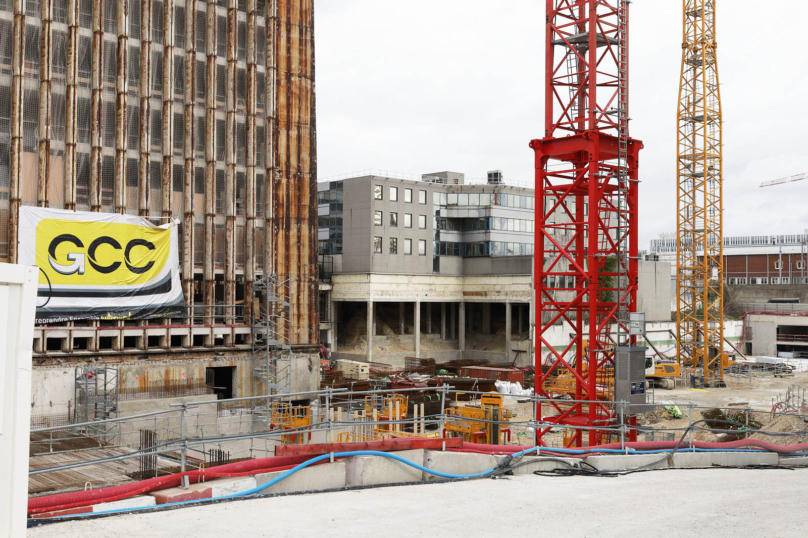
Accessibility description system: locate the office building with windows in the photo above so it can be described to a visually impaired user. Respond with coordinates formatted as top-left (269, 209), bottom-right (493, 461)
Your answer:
top-left (317, 171), bottom-right (537, 366)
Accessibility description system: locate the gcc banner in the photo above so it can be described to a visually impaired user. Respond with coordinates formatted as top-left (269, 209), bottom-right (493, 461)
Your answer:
top-left (18, 207), bottom-right (185, 323)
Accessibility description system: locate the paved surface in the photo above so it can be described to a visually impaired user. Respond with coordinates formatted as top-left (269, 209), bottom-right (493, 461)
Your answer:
top-left (29, 468), bottom-right (807, 538)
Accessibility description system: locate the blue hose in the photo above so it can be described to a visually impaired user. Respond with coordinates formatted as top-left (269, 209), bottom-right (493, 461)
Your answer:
top-left (43, 450), bottom-right (503, 521)
top-left (32, 445), bottom-right (807, 523)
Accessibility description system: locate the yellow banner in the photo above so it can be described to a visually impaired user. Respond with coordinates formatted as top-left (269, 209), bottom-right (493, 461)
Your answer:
top-left (36, 218), bottom-right (171, 287)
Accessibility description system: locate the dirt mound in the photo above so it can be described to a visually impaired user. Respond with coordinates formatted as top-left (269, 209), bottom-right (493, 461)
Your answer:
top-left (750, 414), bottom-right (808, 446)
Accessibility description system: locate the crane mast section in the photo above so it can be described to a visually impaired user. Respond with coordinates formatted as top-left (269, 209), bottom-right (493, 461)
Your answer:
top-left (676, 0), bottom-right (724, 385)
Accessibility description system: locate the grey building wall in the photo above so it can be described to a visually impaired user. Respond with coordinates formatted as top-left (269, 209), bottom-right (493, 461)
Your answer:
top-left (637, 260), bottom-right (672, 322)
top-left (750, 320), bottom-right (777, 356)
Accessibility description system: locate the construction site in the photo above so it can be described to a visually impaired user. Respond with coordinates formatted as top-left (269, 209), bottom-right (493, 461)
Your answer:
top-left (0, 0), bottom-right (807, 537)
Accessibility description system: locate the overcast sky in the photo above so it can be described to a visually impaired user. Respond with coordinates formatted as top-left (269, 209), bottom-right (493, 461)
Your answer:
top-left (314, 1), bottom-right (808, 249)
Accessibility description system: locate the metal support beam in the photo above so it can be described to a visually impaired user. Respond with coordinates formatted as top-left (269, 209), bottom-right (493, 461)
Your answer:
top-left (203, 0), bottom-right (217, 329)
top-left (8, 0), bottom-right (25, 262)
top-left (38, 0), bottom-right (53, 207)
top-left (263, 0), bottom-right (277, 276)
top-left (162, 0), bottom-right (175, 218)
top-left (139, 0), bottom-right (153, 216)
top-left (90, 0), bottom-right (104, 211)
top-left (115, 0), bottom-right (129, 214)
top-left (224, 0), bottom-right (237, 331)
top-left (64, 0), bottom-right (79, 211)
top-left (244, 0), bottom-right (258, 322)
top-left (183, 0), bottom-right (197, 323)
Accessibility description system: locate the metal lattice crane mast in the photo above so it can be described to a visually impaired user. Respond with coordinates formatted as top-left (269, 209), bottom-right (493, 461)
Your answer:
top-left (676, 0), bottom-right (724, 385)
top-left (531, 0), bottom-right (642, 447)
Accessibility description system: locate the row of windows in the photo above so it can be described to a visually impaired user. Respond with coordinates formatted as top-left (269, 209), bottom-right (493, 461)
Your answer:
top-left (374, 185), bottom-right (427, 204)
top-left (435, 241), bottom-right (534, 258)
top-left (436, 216), bottom-right (534, 233)
top-left (374, 211), bottom-right (427, 229)
top-left (732, 277), bottom-right (808, 285)
top-left (432, 191), bottom-right (535, 210)
top-left (374, 237), bottom-right (426, 256)
top-left (317, 187), bottom-right (343, 205)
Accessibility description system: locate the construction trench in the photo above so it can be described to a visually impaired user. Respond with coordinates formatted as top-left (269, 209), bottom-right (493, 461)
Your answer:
top-left (4, 0), bottom-right (808, 532)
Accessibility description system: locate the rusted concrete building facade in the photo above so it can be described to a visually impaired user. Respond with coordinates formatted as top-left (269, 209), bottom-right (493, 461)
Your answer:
top-left (0, 0), bottom-right (319, 416)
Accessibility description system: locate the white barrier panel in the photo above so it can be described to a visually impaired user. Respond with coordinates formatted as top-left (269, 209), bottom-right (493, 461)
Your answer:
top-left (0, 264), bottom-right (38, 538)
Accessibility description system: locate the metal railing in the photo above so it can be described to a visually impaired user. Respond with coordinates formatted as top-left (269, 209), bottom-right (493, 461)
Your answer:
top-left (27, 385), bottom-right (808, 485)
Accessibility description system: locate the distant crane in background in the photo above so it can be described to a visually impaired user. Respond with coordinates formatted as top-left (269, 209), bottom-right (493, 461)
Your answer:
top-left (760, 173), bottom-right (808, 188)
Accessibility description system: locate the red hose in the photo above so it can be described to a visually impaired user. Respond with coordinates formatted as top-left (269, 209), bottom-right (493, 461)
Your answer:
top-left (451, 439), bottom-right (808, 455)
top-left (30, 438), bottom-right (808, 515)
top-left (28, 454), bottom-right (313, 515)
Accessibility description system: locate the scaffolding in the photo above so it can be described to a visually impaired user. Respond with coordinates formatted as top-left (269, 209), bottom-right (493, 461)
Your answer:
top-left (73, 366), bottom-right (119, 440)
top-left (676, 0), bottom-right (724, 385)
top-left (252, 274), bottom-right (292, 430)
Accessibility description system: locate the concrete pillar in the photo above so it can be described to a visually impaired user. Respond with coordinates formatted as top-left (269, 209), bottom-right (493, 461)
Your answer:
top-left (482, 303), bottom-right (492, 334)
top-left (505, 302), bottom-right (512, 362)
top-left (450, 303), bottom-right (456, 340)
top-left (426, 303), bottom-right (432, 334)
top-left (399, 302), bottom-right (405, 335)
top-left (459, 302), bottom-right (466, 351)
top-left (466, 302), bottom-right (473, 333)
top-left (331, 300), bottom-right (338, 352)
top-left (441, 302), bottom-right (447, 341)
top-left (367, 300), bottom-right (374, 361)
top-left (415, 300), bottom-right (421, 358)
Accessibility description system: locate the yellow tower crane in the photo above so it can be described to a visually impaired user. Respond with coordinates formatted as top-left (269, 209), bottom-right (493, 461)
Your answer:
top-left (676, 0), bottom-right (725, 386)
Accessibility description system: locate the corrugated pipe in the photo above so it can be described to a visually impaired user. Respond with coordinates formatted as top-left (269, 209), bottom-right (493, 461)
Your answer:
top-left (28, 454), bottom-right (313, 515)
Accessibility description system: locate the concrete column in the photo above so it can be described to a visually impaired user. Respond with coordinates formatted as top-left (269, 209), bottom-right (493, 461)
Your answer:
top-left (505, 302), bottom-right (512, 362)
top-left (367, 300), bottom-right (374, 361)
top-left (450, 302), bottom-right (456, 340)
top-left (399, 302), bottom-right (405, 335)
top-left (415, 300), bottom-right (421, 358)
top-left (459, 302), bottom-right (466, 351)
top-left (426, 303), bottom-right (432, 334)
top-left (331, 300), bottom-right (338, 352)
top-left (466, 302), bottom-right (473, 333)
top-left (441, 302), bottom-right (447, 341)
top-left (482, 303), bottom-right (492, 334)
top-left (372, 303), bottom-right (377, 338)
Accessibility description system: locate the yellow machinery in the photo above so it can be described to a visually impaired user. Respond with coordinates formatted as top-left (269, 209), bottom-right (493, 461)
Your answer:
top-left (676, 0), bottom-right (725, 386)
top-left (269, 402), bottom-right (312, 444)
top-left (444, 393), bottom-right (512, 445)
top-left (646, 356), bottom-right (681, 390)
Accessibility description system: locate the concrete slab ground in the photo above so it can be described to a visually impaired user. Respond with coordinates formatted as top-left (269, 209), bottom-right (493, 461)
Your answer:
top-left (29, 468), bottom-right (808, 538)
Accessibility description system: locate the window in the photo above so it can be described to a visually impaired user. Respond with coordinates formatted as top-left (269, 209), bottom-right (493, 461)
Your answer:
top-left (775, 261), bottom-right (782, 270)
top-left (419, 190), bottom-right (427, 204)
top-left (404, 188), bottom-right (413, 203)
top-left (799, 261), bottom-right (805, 270)
top-left (390, 186), bottom-right (398, 202)
top-left (404, 238), bottom-right (412, 255)
top-left (404, 213), bottom-right (412, 228)
top-left (418, 239), bottom-right (427, 256)
top-left (374, 185), bottom-right (383, 200)
top-left (374, 236), bottom-right (383, 254)
top-left (389, 237), bottom-right (398, 254)
top-left (418, 215), bottom-right (427, 229)
top-left (390, 212), bottom-right (398, 227)
top-left (374, 210), bottom-right (383, 226)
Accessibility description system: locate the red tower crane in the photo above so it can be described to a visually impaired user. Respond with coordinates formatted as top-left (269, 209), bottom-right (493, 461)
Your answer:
top-left (531, 0), bottom-right (643, 447)
top-left (760, 173), bottom-right (808, 188)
